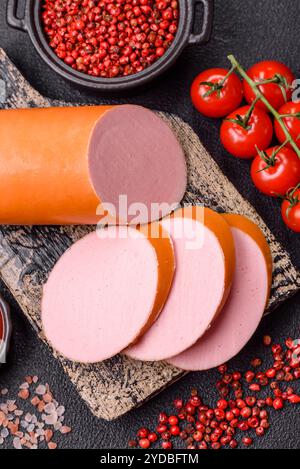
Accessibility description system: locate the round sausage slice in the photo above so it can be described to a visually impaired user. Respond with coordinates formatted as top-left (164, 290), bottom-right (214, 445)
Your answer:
top-left (89, 105), bottom-right (187, 225)
top-left (124, 207), bottom-right (235, 362)
top-left (42, 225), bottom-right (175, 363)
top-left (167, 214), bottom-right (272, 371)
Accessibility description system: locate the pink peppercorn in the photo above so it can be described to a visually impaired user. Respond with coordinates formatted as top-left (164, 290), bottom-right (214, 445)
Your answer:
top-left (42, 0), bottom-right (179, 78)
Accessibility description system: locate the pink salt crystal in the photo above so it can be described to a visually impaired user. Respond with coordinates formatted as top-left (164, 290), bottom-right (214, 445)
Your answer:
top-left (48, 441), bottom-right (57, 450)
top-left (35, 385), bottom-right (46, 395)
top-left (0, 411), bottom-right (6, 425)
top-left (44, 429), bottom-right (53, 442)
top-left (56, 405), bottom-right (65, 417)
top-left (31, 396), bottom-right (40, 406)
top-left (18, 389), bottom-right (29, 400)
top-left (45, 413), bottom-right (58, 425)
top-left (44, 403), bottom-right (55, 414)
top-left (43, 393), bottom-right (53, 403)
top-left (13, 437), bottom-right (22, 449)
top-left (60, 426), bottom-right (72, 434)
top-left (19, 382), bottom-right (29, 390)
top-left (38, 401), bottom-right (45, 413)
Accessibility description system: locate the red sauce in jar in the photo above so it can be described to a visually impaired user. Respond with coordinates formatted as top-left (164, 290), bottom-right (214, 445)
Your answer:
top-left (42, 0), bottom-right (179, 78)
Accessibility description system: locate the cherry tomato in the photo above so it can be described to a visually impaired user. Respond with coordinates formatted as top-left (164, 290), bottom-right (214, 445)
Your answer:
top-left (220, 105), bottom-right (273, 159)
top-left (191, 68), bottom-right (243, 118)
top-left (251, 146), bottom-right (300, 197)
top-left (243, 61), bottom-right (295, 112)
top-left (275, 101), bottom-right (300, 150)
top-left (281, 186), bottom-right (300, 232)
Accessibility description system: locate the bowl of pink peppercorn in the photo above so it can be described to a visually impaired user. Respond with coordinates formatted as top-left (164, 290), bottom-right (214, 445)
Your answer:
top-left (7, 0), bottom-right (214, 92)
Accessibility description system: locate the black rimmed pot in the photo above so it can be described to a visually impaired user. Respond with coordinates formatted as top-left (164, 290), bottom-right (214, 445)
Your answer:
top-left (7, 0), bottom-right (214, 92)
top-left (0, 296), bottom-right (11, 365)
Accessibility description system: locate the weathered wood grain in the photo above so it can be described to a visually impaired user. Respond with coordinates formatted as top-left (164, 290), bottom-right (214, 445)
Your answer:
top-left (0, 49), bottom-right (299, 420)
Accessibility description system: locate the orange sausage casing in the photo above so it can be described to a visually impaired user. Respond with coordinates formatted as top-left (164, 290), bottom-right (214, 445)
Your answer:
top-left (0, 106), bottom-right (112, 224)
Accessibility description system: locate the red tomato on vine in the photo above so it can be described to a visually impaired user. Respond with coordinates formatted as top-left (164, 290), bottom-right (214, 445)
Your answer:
top-left (251, 146), bottom-right (300, 197)
top-left (281, 185), bottom-right (300, 232)
top-left (243, 60), bottom-right (295, 112)
top-left (191, 68), bottom-right (243, 118)
top-left (220, 105), bottom-right (273, 159)
top-left (275, 101), bottom-right (300, 150)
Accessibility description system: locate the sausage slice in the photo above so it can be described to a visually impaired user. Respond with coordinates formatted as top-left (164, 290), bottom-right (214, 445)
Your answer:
top-left (167, 214), bottom-right (272, 371)
top-left (41, 225), bottom-right (175, 363)
top-left (124, 207), bottom-right (235, 362)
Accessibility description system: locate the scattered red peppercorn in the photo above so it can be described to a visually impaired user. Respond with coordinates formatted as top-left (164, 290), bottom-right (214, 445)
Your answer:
top-left (168, 415), bottom-right (178, 426)
top-left (233, 372), bottom-right (242, 381)
top-left (260, 419), bottom-right (270, 429)
top-left (217, 399), bottom-right (228, 410)
top-left (174, 399), bottom-right (183, 409)
top-left (245, 371), bottom-right (255, 382)
top-left (190, 395), bottom-right (201, 407)
top-left (131, 334), bottom-right (300, 450)
top-left (251, 358), bottom-right (262, 368)
top-left (162, 441), bottom-right (172, 449)
top-left (128, 439), bottom-right (137, 448)
top-left (218, 364), bottom-right (228, 374)
top-left (137, 427), bottom-right (149, 438)
top-left (265, 397), bottom-right (273, 407)
top-left (240, 407), bottom-right (252, 418)
top-left (161, 431), bottom-right (171, 440)
top-left (158, 412), bottom-right (168, 424)
top-left (236, 399), bottom-right (246, 409)
top-left (288, 394), bottom-right (300, 404)
top-left (256, 426), bottom-right (265, 437)
top-left (170, 425), bottom-right (180, 436)
top-left (249, 383), bottom-right (261, 392)
top-left (245, 396), bottom-right (256, 407)
top-left (229, 439), bottom-right (238, 449)
top-left (259, 409), bottom-right (268, 419)
top-left (198, 441), bottom-right (208, 449)
top-left (266, 368), bottom-right (276, 379)
top-left (185, 403), bottom-right (196, 415)
top-left (214, 409), bottom-right (225, 421)
top-left (248, 417), bottom-right (259, 428)
top-left (148, 432), bottom-right (158, 443)
top-left (211, 442), bottom-right (221, 450)
top-left (225, 410), bottom-right (234, 421)
top-left (156, 424), bottom-right (167, 434)
top-left (263, 335), bottom-right (272, 346)
top-left (193, 431), bottom-right (203, 442)
top-left (242, 437), bottom-right (253, 447)
top-left (273, 398), bottom-right (284, 410)
top-left (139, 438), bottom-right (150, 449)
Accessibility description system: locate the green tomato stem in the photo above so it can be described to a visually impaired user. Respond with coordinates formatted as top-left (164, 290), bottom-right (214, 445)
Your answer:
top-left (220, 65), bottom-right (236, 86)
top-left (227, 54), bottom-right (300, 159)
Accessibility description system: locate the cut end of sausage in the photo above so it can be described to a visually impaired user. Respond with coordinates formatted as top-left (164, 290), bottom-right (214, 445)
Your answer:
top-left (41, 225), bottom-right (175, 363)
top-left (88, 105), bottom-right (187, 225)
top-left (124, 207), bottom-right (235, 362)
top-left (167, 215), bottom-right (272, 371)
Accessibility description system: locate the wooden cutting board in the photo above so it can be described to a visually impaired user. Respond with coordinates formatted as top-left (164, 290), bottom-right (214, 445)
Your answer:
top-left (0, 49), bottom-right (299, 421)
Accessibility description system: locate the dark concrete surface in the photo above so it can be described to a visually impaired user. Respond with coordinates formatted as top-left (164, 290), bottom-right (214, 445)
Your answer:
top-left (0, 0), bottom-right (300, 449)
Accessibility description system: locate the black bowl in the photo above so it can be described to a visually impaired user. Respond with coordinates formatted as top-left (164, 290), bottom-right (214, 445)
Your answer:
top-left (7, 0), bottom-right (214, 92)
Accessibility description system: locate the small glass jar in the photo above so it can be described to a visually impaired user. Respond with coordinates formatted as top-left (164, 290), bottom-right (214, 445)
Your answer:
top-left (0, 297), bottom-right (11, 365)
